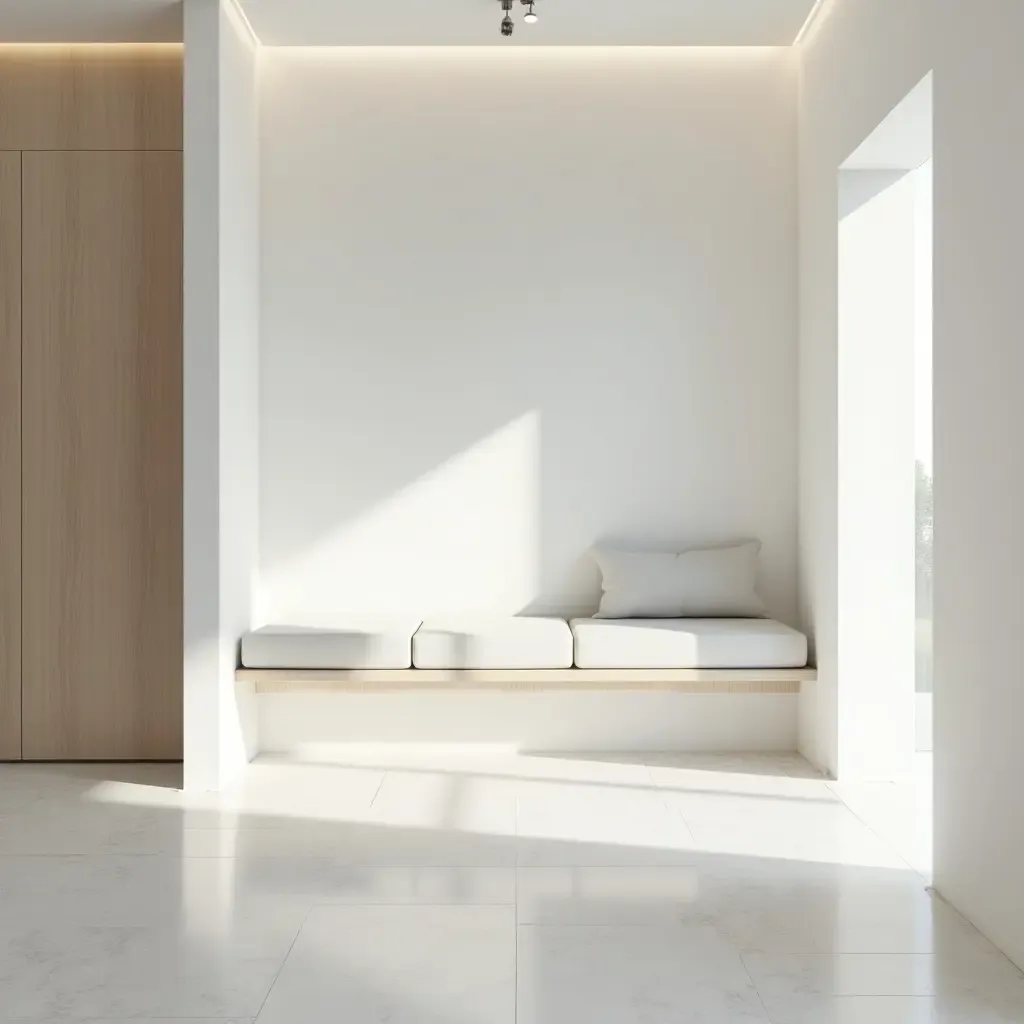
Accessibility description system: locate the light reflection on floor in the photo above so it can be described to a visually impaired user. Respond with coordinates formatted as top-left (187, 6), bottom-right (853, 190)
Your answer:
top-left (1, 750), bottom-right (1018, 1024)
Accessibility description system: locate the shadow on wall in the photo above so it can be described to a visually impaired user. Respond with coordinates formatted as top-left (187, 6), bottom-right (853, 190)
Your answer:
top-left (257, 52), bottom-right (799, 624)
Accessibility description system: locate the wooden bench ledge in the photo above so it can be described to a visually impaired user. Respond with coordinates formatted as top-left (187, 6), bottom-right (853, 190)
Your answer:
top-left (237, 667), bottom-right (816, 695)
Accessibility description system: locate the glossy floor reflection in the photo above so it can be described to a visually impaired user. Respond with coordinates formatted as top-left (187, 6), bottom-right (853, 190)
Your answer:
top-left (0, 751), bottom-right (1017, 1023)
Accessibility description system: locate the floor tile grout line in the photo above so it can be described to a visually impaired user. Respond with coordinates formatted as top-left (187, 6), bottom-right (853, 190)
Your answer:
top-left (741, 952), bottom-right (939, 960)
top-left (368, 770), bottom-right (387, 809)
top-left (830, 994), bottom-right (936, 999)
top-left (823, 775), bottom-right (932, 884)
top-left (304, 901), bottom-right (518, 909)
top-left (516, 922), bottom-right (730, 931)
top-left (739, 945), bottom-right (939, 956)
top-left (737, 948), bottom-right (776, 1023)
top-left (824, 780), bottom-right (927, 881)
top-left (514, 854), bottom-right (520, 1021)
top-left (925, 886), bottom-right (1024, 979)
top-left (515, 778), bottom-right (521, 1023)
top-left (251, 903), bottom-right (313, 1024)
top-left (648, 762), bottom-right (702, 844)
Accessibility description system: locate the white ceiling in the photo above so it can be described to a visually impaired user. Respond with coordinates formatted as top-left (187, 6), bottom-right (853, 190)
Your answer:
top-left (241, 0), bottom-right (817, 46)
top-left (0, 0), bottom-right (819, 46)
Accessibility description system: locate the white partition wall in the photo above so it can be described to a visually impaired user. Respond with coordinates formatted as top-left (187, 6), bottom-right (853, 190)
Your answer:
top-left (183, 0), bottom-right (260, 789)
top-left (798, 0), bottom-right (1024, 970)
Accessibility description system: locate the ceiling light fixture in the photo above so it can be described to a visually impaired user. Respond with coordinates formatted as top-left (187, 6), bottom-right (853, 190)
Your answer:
top-left (498, 0), bottom-right (542, 37)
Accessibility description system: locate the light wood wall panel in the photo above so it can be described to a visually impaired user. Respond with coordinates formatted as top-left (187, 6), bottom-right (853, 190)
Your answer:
top-left (22, 151), bottom-right (183, 760)
top-left (0, 46), bottom-right (182, 151)
top-left (0, 154), bottom-right (20, 760)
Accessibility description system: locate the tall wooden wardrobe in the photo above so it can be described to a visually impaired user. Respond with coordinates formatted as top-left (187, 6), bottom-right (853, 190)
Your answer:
top-left (0, 47), bottom-right (183, 761)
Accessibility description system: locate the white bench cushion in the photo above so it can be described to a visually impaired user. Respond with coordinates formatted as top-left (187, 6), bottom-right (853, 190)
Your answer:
top-left (413, 617), bottom-right (574, 669)
top-left (241, 620), bottom-right (421, 670)
top-left (570, 617), bottom-right (808, 670)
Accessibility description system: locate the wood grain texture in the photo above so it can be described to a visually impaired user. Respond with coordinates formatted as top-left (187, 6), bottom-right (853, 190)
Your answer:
top-left (0, 46), bottom-right (182, 151)
top-left (0, 154), bottom-right (20, 760)
top-left (22, 151), bottom-right (183, 760)
top-left (238, 667), bottom-right (814, 695)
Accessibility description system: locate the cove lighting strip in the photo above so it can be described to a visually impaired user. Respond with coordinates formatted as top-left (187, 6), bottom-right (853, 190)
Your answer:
top-left (228, 0), bottom-right (261, 48)
top-left (794, 0), bottom-right (830, 46)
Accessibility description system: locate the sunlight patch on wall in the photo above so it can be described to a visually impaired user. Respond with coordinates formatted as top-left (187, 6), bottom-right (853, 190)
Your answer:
top-left (258, 412), bottom-right (541, 622)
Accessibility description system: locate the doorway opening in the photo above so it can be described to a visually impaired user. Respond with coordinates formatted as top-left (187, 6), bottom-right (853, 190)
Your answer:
top-left (835, 72), bottom-right (933, 871)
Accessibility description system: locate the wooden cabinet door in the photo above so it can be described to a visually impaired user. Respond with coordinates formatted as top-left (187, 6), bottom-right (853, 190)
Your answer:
top-left (21, 151), bottom-right (183, 760)
top-left (0, 153), bottom-right (20, 761)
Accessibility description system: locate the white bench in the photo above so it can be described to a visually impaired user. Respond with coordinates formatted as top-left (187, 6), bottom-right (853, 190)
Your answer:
top-left (237, 616), bottom-right (814, 693)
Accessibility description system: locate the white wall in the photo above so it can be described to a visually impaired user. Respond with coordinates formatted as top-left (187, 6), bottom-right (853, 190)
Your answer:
top-left (183, 0), bottom-right (260, 788)
top-left (836, 168), bottom-right (917, 780)
top-left (259, 693), bottom-right (798, 756)
top-left (218, 0), bottom-right (260, 768)
top-left (257, 47), bottom-right (799, 624)
top-left (798, 0), bottom-right (1024, 969)
top-left (914, 159), bottom-right (934, 754)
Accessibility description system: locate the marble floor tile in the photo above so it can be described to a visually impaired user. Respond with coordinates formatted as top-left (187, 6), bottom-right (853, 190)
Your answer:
top-left (646, 751), bottom-right (820, 779)
top-left (742, 945), bottom-right (1024, 1022)
top-left (517, 923), bottom-right (771, 1023)
top-left (744, 953), bottom-right (938, 1021)
top-left (648, 761), bottom-right (837, 800)
top-left (0, 914), bottom-right (302, 1019)
top-left (0, 766), bottom-right (194, 856)
top-left (0, 855), bottom-right (259, 926)
top-left (516, 778), bottom-right (696, 866)
top-left (0, 761), bottom-right (182, 796)
top-left (320, 749), bottom-right (657, 785)
top-left (0, 854), bottom-right (512, 928)
top-left (0, 1020), bottom-right (251, 1024)
top-left (0, 855), bottom-right (512, 925)
top-left (182, 821), bottom-right (518, 864)
top-left (0, 753), bottom-right (1019, 1024)
top-left (744, 951), bottom-right (938, 998)
top-left (0, 808), bottom-right (187, 856)
top-left (356, 766), bottom-right (518, 837)
top-left (517, 865), bottom-right (704, 925)
top-left (662, 785), bottom-right (909, 869)
top-left (507, 752), bottom-right (663, 785)
top-left (707, 875), bottom-right (953, 953)
top-left (206, 760), bottom-right (386, 828)
top-left (255, 905), bottom-right (516, 1024)
top-left (753, 997), bottom-right (938, 1023)
top-left (231, 860), bottom-right (516, 905)
top-left (0, 760), bottom-right (386, 834)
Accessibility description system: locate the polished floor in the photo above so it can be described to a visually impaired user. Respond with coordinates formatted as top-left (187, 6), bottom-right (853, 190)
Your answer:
top-left (0, 750), bottom-right (1019, 1023)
